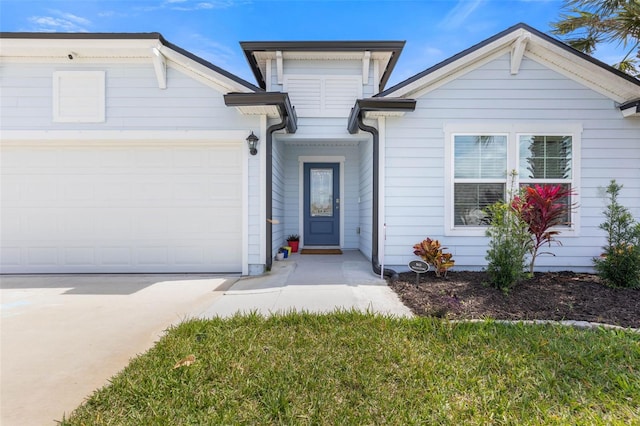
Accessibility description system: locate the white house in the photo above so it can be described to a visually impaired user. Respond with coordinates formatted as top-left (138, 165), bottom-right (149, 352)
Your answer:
top-left (1, 23), bottom-right (638, 276)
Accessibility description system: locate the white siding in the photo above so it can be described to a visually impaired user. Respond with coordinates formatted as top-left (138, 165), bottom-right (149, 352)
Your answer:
top-left (384, 54), bottom-right (640, 272)
top-left (0, 63), bottom-right (251, 130)
top-left (247, 148), bottom-right (262, 272)
top-left (272, 136), bottom-right (286, 258)
top-left (359, 137), bottom-right (373, 260)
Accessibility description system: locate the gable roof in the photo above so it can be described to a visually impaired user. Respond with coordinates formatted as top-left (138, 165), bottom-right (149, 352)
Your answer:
top-left (240, 41), bottom-right (405, 90)
top-left (377, 23), bottom-right (640, 104)
top-left (0, 32), bottom-right (261, 93)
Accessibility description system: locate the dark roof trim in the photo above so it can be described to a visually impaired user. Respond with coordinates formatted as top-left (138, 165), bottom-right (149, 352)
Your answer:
top-left (223, 92), bottom-right (297, 133)
top-left (240, 40), bottom-right (406, 52)
top-left (347, 98), bottom-right (416, 134)
top-left (377, 22), bottom-right (640, 97)
top-left (0, 32), bottom-right (163, 40)
top-left (160, 38), bottom-right (261, 92)
top-left (241, 41), bottom-right (405, 91)
top-left (620, 99), bottom-right (640, 111)
top-left (0, 32), bottom-right (261, 92)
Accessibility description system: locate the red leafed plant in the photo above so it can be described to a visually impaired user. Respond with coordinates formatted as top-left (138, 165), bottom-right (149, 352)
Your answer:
top-left (512, 184), bottom-right (575, 274)
top-left (413, 237), bottom-right (455, 277)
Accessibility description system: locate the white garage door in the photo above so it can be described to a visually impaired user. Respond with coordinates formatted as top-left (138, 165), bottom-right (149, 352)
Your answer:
top-left (1, 142), bottom-right (243, 273)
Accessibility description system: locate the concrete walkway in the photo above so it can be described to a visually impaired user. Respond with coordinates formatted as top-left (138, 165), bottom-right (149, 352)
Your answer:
top-left (201, 250), bottom-right (413, 318)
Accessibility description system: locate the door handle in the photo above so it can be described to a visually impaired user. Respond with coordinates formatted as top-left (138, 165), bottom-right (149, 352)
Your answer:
top-left (336, 198), bottom-right (340, 210)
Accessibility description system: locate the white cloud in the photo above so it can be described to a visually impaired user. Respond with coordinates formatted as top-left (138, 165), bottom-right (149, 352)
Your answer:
top-left (187, 33), bottom-right (237, 66)
top-left (97, 10), bottom-right (135, 19)
top-left (424, 46), bottom-right (444, 58)
top-left (57, 12), bottom-right (91, 26)
top-left (179, 32), bottom-right (258, 80)
top-left (27, 10), bottom-right (92, 32)
top-left (439, 0), bottom-right (485, 29)
top-left (138, 0), bottom-right (240, 12)
top-left (171, 1), bottom-right (238, 11)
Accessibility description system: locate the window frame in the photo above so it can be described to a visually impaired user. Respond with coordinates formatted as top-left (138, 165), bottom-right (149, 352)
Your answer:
top-left (452, 133), bottom-right (509, 230)
top-left (444, 123), bottom-right (581, 237)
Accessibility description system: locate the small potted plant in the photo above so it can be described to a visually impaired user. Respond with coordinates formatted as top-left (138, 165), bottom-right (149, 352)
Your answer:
top-left (287, 234), bottom-right (300, 253)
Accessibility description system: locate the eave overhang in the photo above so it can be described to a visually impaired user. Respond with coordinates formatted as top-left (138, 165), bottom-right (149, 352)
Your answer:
top-left (347, 98), bottom-right (416, 134)
top-left (224, 92), bottom-right (297, 133)
top-left (377, 23), bottom-right (640, 105)
top-left (240, 41), bottom-right (405, 91)
top-left (0, 32), bottom-right (260, 93)
top-left (620, 99), bottom-right (640, 117)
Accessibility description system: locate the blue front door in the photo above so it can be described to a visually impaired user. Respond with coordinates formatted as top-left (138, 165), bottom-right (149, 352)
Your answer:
top-left (304, 163), bottom-right (340, 246)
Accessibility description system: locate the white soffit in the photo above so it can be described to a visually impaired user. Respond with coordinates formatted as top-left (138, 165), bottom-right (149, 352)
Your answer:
top-left (252, 50), bottom-right (392, 86)
top-left (231, 105), bottom-right (281, 118)
top-left (0, 38), bottom-right (158, 60)
top-left (526, 37), bottom-right (640, 103)
top-left (364, 110), bottom-right (408, 118)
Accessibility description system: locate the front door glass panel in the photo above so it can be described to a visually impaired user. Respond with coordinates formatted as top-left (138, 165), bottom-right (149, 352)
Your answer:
top-left (310, 168), bottom-right (333, 217)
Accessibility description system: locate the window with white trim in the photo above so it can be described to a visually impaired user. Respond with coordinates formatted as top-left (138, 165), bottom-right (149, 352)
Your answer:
top-left (444, 125), bottom-right (580, 236)
top-left (453, 134), bottom-right (507, 226)
top-left (518, 134), bottom-right (573, 223)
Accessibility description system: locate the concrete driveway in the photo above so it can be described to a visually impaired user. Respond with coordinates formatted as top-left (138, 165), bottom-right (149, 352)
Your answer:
top-left (1, 252), bottom-right (411, 425)
top-left (0, 274), bottom-right (235, 425)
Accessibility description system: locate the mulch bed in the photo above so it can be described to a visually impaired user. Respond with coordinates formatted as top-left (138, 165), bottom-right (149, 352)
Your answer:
top-left (389, 271), bottom-right (640, 329)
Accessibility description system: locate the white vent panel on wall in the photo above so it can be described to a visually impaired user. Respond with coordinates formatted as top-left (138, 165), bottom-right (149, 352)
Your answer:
top-left (53, 71), bottom-right (105, 122)
top-left (284, 75), bottom-right (362, 117)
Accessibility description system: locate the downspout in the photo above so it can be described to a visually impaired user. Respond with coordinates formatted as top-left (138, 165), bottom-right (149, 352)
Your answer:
top-left (356, 118), bottom-right (399, 281)
top-left (265, 118), bottom-right (287, 270)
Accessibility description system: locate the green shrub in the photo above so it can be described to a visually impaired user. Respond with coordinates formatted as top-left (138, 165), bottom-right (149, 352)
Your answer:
top-left (593, 180), bottom-right (640, 288)
top-left (413, 237), bottom-right (455, 277)
top-left (485, 198), bottom-right (531, 293)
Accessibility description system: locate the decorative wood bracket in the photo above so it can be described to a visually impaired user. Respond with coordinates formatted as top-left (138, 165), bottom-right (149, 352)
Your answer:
top-left (276, 50), bottom-right (283, 85)
top-left (362, 51), bottom-right (371, 84)
top-left (152, 47), bottom-right (167, 89)
top-left (510, 32), bottom-right (531, 75)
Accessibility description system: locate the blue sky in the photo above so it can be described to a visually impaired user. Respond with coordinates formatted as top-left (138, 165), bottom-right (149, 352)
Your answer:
top-left (0, 0), bottom-right (627, 87)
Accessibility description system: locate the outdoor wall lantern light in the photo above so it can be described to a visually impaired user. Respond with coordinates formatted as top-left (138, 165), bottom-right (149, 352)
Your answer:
top-left (246, 131), bottom-right (259, 155)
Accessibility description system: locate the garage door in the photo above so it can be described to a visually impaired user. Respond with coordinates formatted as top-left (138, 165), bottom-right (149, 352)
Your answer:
top-left (1, 142), bottom-right (243, 273)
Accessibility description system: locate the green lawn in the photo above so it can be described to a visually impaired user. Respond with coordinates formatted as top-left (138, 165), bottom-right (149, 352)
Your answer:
top-left (62, 312), bottom-right (639, 425)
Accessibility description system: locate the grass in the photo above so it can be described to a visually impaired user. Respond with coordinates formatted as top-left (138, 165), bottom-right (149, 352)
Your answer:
top-left (62, 311), bottom-right (639, 425)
